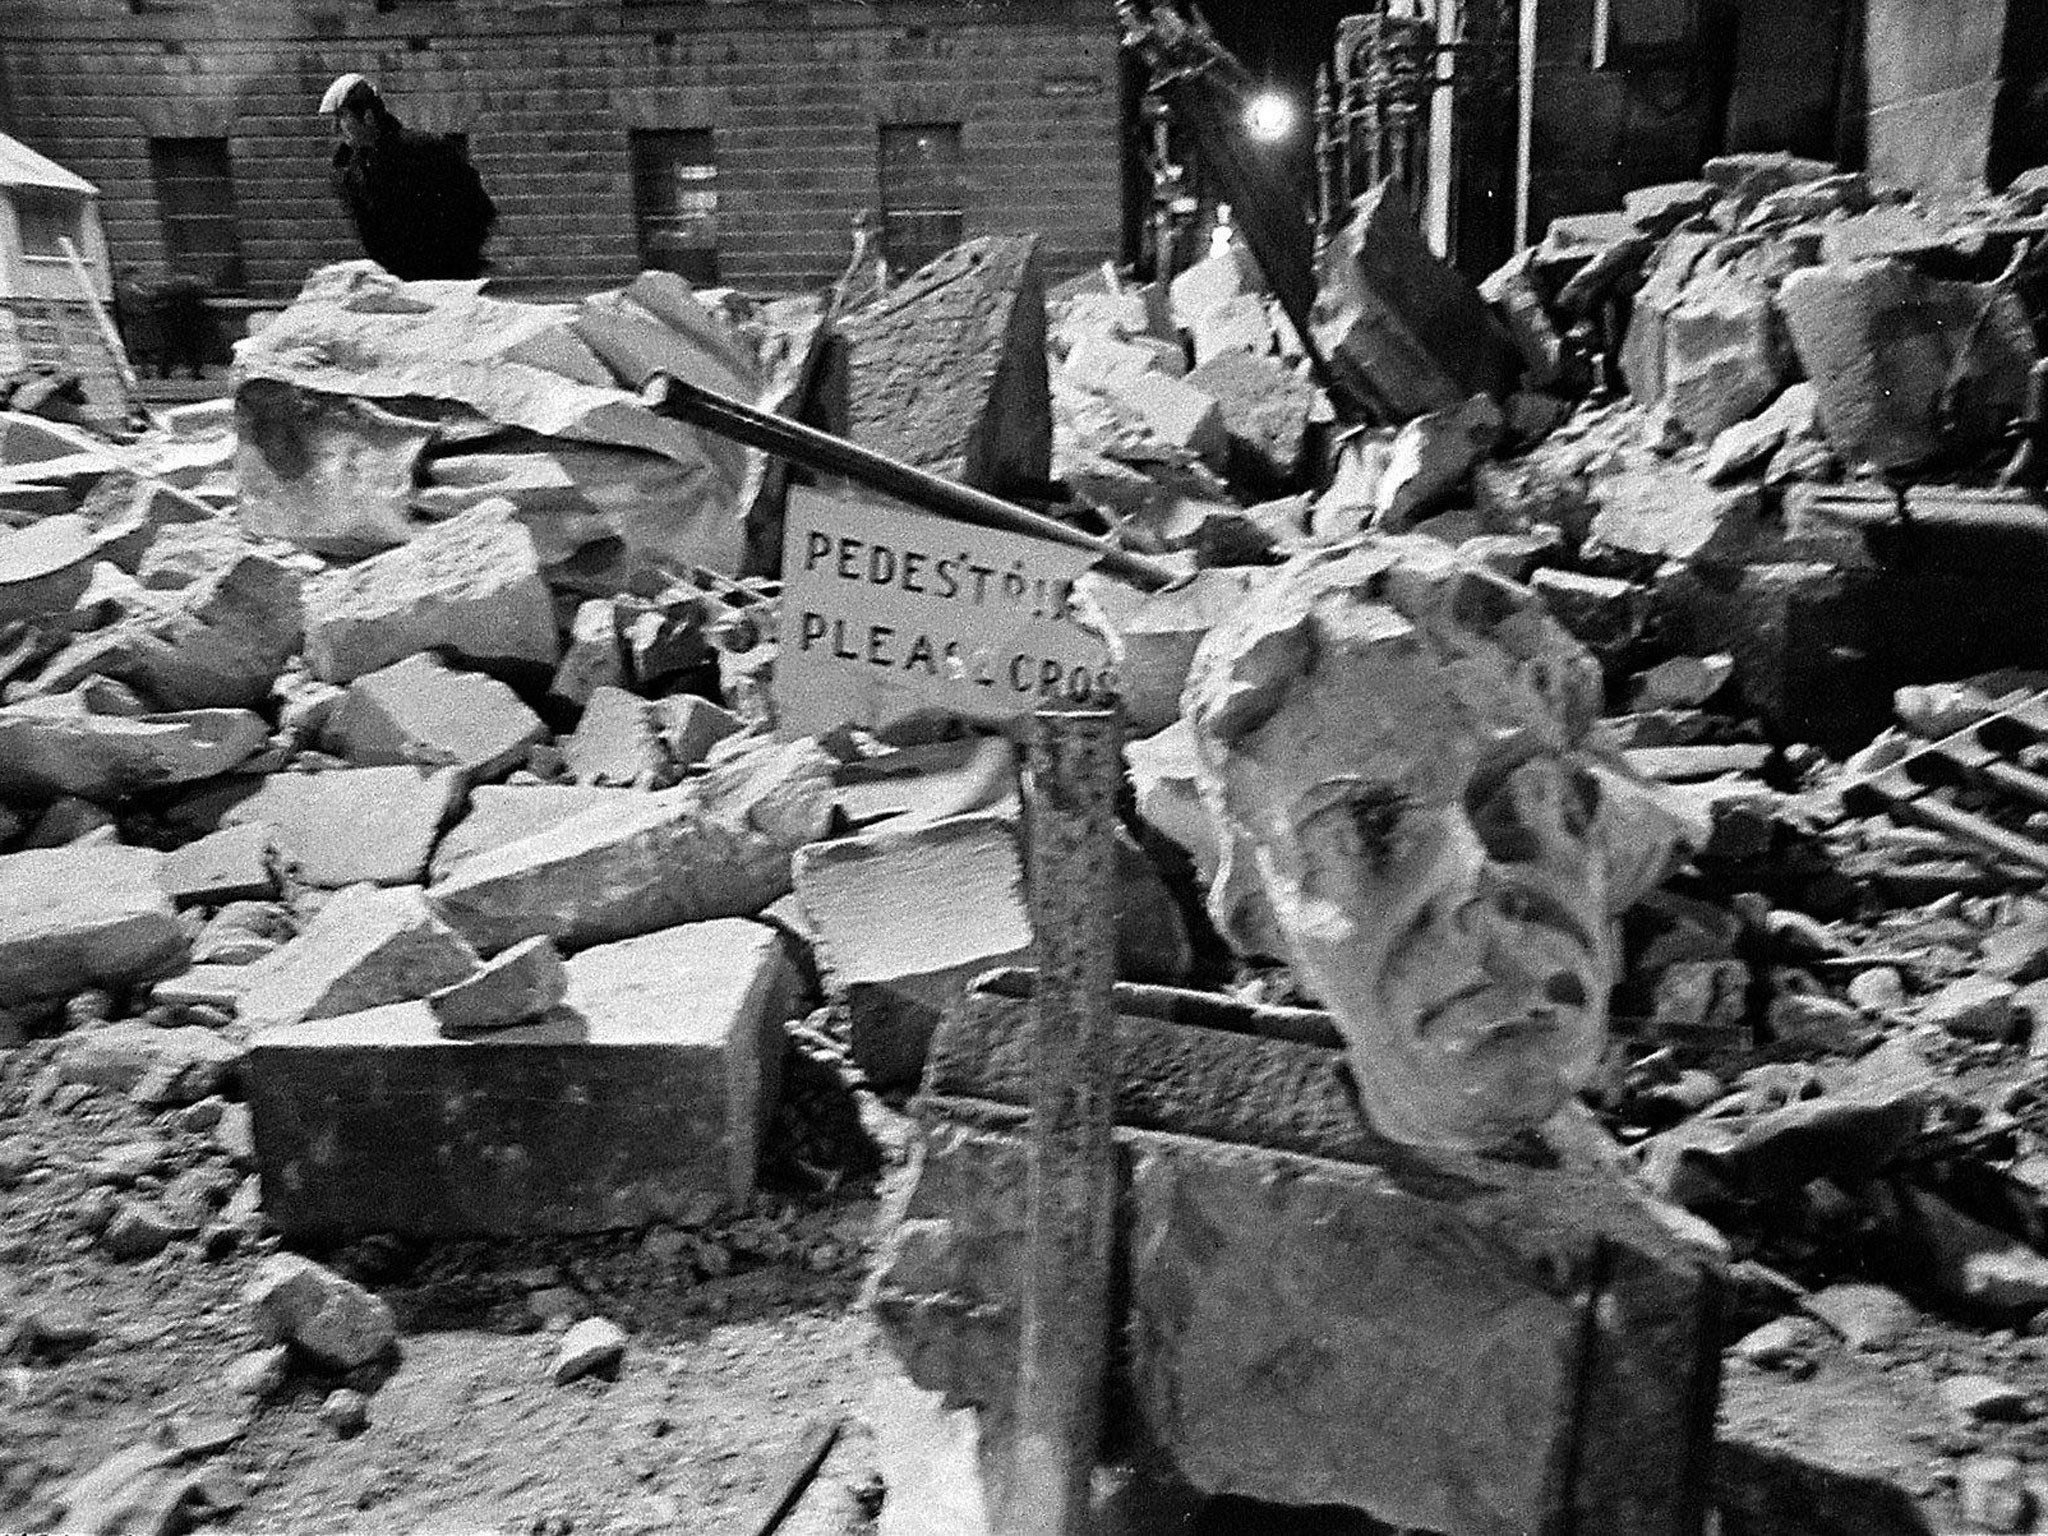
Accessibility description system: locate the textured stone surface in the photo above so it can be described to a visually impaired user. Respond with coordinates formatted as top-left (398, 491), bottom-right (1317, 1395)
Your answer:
top-left (237, 883), bottom-right (481, 1031)
top-left (839, 235), bottom-right (1051, 494)
top-left (876, 978), bottom-right (1723, 1536)
top-left (0, 845), bottom-right (187, 1004)
top-left (427, 784), bottom-right (636, 884)
top-left (302, 502), bottom-right (560, 684)
top-left (429, 737), bottom-right (832, 955)
top-left (247, 1253), bottom-right (396, 1370)
top-left (222, 766), bottom-right (464, 888)
top-left (794, 812), bottom-right (1033, 1087)
top-left (247, 918), bottom-right (797, 1235)
top-left (322, 653), bottom-right (545, 786)
top-left (0, 695), bottom-right (268, 803)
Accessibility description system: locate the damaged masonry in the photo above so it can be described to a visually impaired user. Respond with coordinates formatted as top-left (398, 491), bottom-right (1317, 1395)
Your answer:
top-left (10, 3), bottom-right (2048, 1535)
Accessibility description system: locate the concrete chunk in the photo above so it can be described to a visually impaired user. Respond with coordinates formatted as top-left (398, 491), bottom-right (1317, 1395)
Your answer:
top-left (839, 235), bottom-right (1051, 493)
top-left (322, 653), bottom-right (545, 786)
top-left (222, 765), bottom-right (463, 888)
top-left (0, 845), bottom-right (188, 1004)
top-left (303, 502), bottom-right (560, 684)
top-left (794, 812), bottom-right (1034, 1085)
top-left (237, 883), bottom-right (482, 1031)
top-left (429, 737), bottom-right (833, 954)
top-left (247, 918), bottom-right (798, 1235)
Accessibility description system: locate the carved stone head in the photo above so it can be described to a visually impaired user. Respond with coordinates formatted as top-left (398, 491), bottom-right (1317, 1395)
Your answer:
top-left (1183, 535), bottom-right (1685, 1152)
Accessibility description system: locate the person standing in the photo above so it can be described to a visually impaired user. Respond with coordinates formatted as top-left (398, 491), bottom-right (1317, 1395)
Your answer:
top-left (321, 73), bottom-right (498, 281)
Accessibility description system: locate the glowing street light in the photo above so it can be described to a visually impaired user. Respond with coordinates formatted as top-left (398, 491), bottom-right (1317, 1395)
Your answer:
top-left (1243, 89), bottom-right (1296, 144)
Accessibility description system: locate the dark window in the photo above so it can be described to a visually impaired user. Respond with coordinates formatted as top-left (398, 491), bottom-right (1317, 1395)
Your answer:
top-left (14, 191), bottom-right (85, 259)
top-left (879, 122), bottom-right (964, 274)
top-left (630, 128), bottom-right (719, 284)
top-left (148, 137), bottom-right (246, 295)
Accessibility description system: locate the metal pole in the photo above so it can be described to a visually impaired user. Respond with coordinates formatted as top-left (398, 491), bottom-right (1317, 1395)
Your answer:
top-left (1006, 705), bottom-right (1122, 1536)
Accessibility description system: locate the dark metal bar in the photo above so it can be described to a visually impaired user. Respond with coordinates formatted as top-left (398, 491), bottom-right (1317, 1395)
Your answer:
top-left (1007, 706), bottom-right (1122, 1536)
top-left (640, 373), bottom-right (1178, 594)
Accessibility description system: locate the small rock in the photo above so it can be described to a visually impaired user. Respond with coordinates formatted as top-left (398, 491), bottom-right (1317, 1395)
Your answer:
top-left (175, 1097), bottom-right (226, 1134)
top-left (528, 1286), bottom-right (585, 1327)
top-left (22, 1301), bottom-right (99, 1361)
top-left (1847, 966), bottom-right (1907, 1014)
top-left (100, 1200), bottom-right (183, 1260)
top-left (225, 1344), bottom-right (289, 1399)
top-left (1959, 1454), bottom-right (2030, 1532)
top-left (1943, 1373), bottom-right (2030, 1423)
top-left (1920, 975), bottom-right (2020, 1043)
top-left (1631, 653), bottom-right (1734, 711)
top-left (1731, 1315), bottom-right (1818, 1367)
top-left (1767, 992), bottom-right (1876, 1054)
top-left (551, 1316), bottom-right (628, 1385)
top-left (319, 1387), bottom-right (370, 1438)
top-left (1806, 1282), bottom-right (1916, 1351)
top-left (212, 1101), bottom-right (255, 1167)
top-left (247, 1253), bottom-right (397, 1370)
top-left (90, 1139), bottom-right (164, 1188)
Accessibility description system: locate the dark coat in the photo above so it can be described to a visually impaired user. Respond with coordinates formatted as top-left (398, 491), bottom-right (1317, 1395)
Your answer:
top-left (331, 106), bottom-right (498, 281)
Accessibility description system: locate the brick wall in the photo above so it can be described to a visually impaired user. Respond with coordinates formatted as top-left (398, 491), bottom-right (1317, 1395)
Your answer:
top-left (0, 0), bottom-right (1125, 302)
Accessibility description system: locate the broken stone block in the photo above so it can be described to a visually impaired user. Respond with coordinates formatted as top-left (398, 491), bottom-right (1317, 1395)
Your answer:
top-left (1189, 293), bottom-right (1273, 366)
top-left (1701, 383), bottom-right (1819, 485)
top-left (21, 796), bottom-right (116, 849)
top-left (1528, 568), bottom-right (1649, 654)
top-left (427, 935), bottom-right (568, 1036)
top-left (303, 502), bottom-right (560, 685)
top-left (158, 823), bottom-right (275, 907)
top-left (1101, 368), bottom-right (1227, 468)
top-left (136, 516), bottom-right (256, 592)
top-left (1312, 181), bottom-right (1519, 421)
top-left (1479, 250), bottom-right (1569, 392)
top-left (1078, 567), bottom-right (1273, 738)
top-left (1182, 349), bottom-right (1317, 485)
top-left (656, 695), bottom-right (744, 771)
top-left (832, 735), bottom-right (1020, 832)
top-left (1916, 975), bottom-right (2020, 1042)
top-left (1778, 259), bottom-right (2037, 471)
top-left (1633, 264), bottom-right (1787, 444)
top-left (551, 1316), bottom-right (629, 1385)
top-left (427, 784), bottom-right (635, 884)
top-left (1169, 248), bottom-right (1258, 330)
top-left (1623, 180), bottom-right (1718, 232)
top-left (1631, 654), bottom-right (1734, 711)
top-left (1898, 1185), bottom-right (2048, 1318)
top-left (1126, 721), bottom-right (1222, 888)
top-left (838, 235), bottom-right (1051, 494)
top-left (1587, 471), bottom-right (1766, 570)
top-left (563, 685), bottom-right (670, 788)
top-left (1806, 1282), bottom-right (1916, 1352)
top-left (550, 598), bottom-right (626, 711)
top-left (794, 812), bottom-right (1034, 1086)
top-left (237, 882), bottom-right (482, 1031)
top-left (322, 653), bottom-right (545, 787)
top-left (248, 1253), bottom-right (396, 1369)
top-left (872, 976), bottom-right (1723, 1536)
top-left (0, 514), bottom-right (98, 627)
top-left (56, 1020), bottom-right (240, 1105)
top-left (1375, 393), bottom-right (1502, 532)
top-left (222, 766), bottom-right (463, 888)
top-left (1063, 334), bottom-right (1165, 393)
top-left (429, 737), bottom-right (833, 954)
top-left (247, 917), bottom-right (797, 1234)
top-left (0, 845), bottom-right (187, 1004)
top-left (28, 547), bottom-right (305, 712)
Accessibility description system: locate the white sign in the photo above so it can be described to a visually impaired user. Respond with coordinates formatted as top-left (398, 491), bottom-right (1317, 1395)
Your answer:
top-left (776, 487), bottom-right (1116, 738)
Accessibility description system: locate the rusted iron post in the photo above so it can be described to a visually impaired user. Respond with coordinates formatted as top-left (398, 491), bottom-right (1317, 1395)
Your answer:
top-left (1007, 705), bottom-right (1122, 1536)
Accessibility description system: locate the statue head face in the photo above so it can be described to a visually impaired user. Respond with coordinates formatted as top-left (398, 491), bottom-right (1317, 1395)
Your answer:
top-left (1184, 536), bottom-right (1684, 1152)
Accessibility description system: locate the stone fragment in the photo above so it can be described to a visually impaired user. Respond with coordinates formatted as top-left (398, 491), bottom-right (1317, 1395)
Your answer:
top-left (247, 918), bottom-right (798, 1234)
top-left (318, 1387), bottom-right (369, 1437)
top-left (0, 695), bottom-right (268, 802)
top-left (193, 901), bottom-right (293, 965)
top-left (1901, 1185), bottom-right (2048, 1317)
top-left (1182, 348), bottom-right (1316, 483)
top-left (1063, 334), bottom-right (1163, 393)
top-left (22, 795), bottom-right (117, 848)
top-left (0, 514), bottom-right (97, 626)
top-left (1375, 394), bottom-right (1501, 531)
top-left (1979, 900), bottom-right (2048, 984)
top-left (564, 685), bottom-right (670, 787)
top-left (222, 765), bottom-right (463, 887)
top-left (551, 598), bottom-right (626, 710)
top-left (322, 653), bottom-right (545, 786)
top-left (56, 1022), bottom-right (240, 1105)
top-left (303, 502), bottom-right (560, 684)
top-left (1943, 1374), bottom-right (2029, 1423)
top-left (1778, 259), bottom-right (2036, 471)
top-left (1631, 654), bottom-right (1734, 711)
top-left (1806, 1282), bottom-right (1916, 1351)
top-left (656, 694), bottom-right (743, 770)
top-left (1847, 967), bottom-right (1906, 1014)
top-left (136, 514), bottom-right (250, 591)
top-left (1958, 1455), bottom-right (2029, 1533)
top-left (1767, 992), bottom-right (1876, 1055)
top-left (1702, 384), bottom-right (1820, 486)
top-left (0, 844), bottom-right (186, 1004)
top-left (429, 737), bottom-right (832, 954)
top-left (158, 823), bottom-right (275, 906)
top-left (1653, 959), bottom-right (1751, 1041)
top-left (1918, 975), bottom-right (2019, 1042)
top-left (1635, 265), bottom-right (1786, 443)
top-left (237, 883), bottom-right (482, 1031)
top-left (1169, 248), bottom-right (1257, 329)
top-left (247, 1252), bottom-right (396, 1369)
top-left (1587, 470), bottom-right (1764, 570)
top-left (1078, 567), bottom-right (1272, 737)
top-left (1189, 293), bottom-right (1274, 365)
top-left (1528, 568), bottom-right (1648, 654)
top-left (428, 936), bottom-right (569, 1036)
top-left (1101, 368), bottom-right (1227, 467)
top-left (1731, 1316), bottom-right (1818, 1367)
top-left (1313, 181), bottom-right (1518, 419)
top-left (794, 812), bottom-right (1033, 1086)
top-left (839, 235), bottom-right (1050, 493)
top-left (101, 1200), bottom-right (186, 1260)
top-left (151, 966), bottom-right (252, 1012)
top-left (224, 1345), bottom-right (290, 1400)
top-left (427, 784), bottom-right (634, 883)
top-left (552, 1316), bottom-right (628, 1385)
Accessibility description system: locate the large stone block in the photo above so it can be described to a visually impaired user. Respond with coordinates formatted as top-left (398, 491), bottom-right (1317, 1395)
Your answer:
top-left (793, 812), bottom-right (1033, 1087)
top-left (236, 883), bottom-right (482, 1031)
top-left (872, 976), bottom-right (1725, 1536)
top-left (220, 766), bottom-right (464, 888)
top-left (0, 845), bottom-right (187, 1005)
top-left (302, 502), bottom-right (560, 685)
top-left (838, 236), bottom-right (1051, 494)
top-left (429, 737), bottom-right (833, 954)
top-left (246, 918), bottom-right (798, 1236)
top-left (321, 653), bottom-right (545, 787)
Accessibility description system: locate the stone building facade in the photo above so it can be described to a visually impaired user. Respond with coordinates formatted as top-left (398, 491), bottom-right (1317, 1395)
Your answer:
top-left (0, 0), bottom-right (1126, 303)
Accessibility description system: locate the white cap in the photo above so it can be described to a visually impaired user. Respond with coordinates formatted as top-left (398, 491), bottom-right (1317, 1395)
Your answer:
top-left (319, 73), bottom-right (375, 115)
